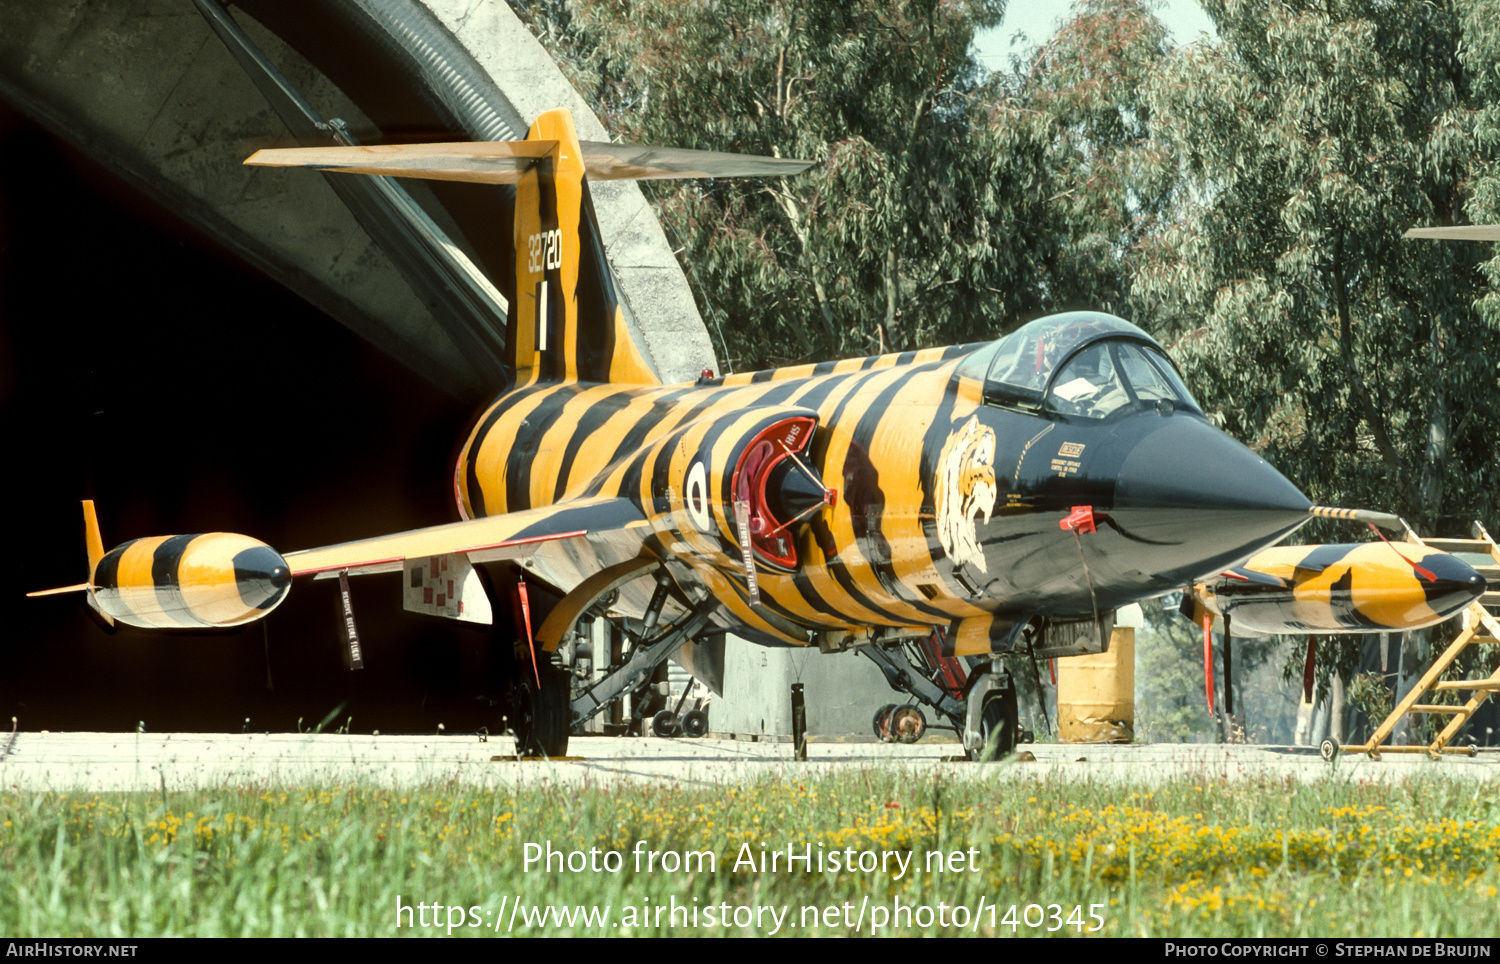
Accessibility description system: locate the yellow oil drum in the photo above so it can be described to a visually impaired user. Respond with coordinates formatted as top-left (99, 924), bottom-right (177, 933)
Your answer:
top-left (1057, 624), bottom-right (1135, 743)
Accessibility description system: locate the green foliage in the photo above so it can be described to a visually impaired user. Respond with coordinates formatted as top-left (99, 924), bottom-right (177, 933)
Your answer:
top-left (1346, 670), bottom-right (1394, 725)
top-left (6, 777), bottom-right (1500, 936)
top-left (1136, 601), bottom-right (1287, 743)
top-left (1019, 0), bottom-right (1177, 317)
top-left (1133, 0), bottom-right (1500, 538)
top-left (1462, 0), bottom-right (1500, 357)
top-left (1135, 601), bottom-right (1219, 743)
top-left (538, 0), bottom-right (1169, 370)
top-left (515, 1), bottom-right (1186, 372)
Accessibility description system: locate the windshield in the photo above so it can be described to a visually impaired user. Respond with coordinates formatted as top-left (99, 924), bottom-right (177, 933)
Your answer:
top-left (970, 312), bottom-right (1199, 417)
top-left (1046, 340), bottom-right (1198, 419)
top-left (982, 312), bottom-right (1154, 409)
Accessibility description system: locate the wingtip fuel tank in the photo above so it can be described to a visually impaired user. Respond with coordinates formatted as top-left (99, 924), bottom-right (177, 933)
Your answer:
top-left (89, 531), bottom-right (292, 630)
top-left (1188, 541), bottom-right (1486, 636)
top-left (28, 504), bottom-right (293, 630)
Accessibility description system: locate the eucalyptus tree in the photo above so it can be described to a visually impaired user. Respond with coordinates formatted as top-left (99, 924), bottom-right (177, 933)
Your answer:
top-left (1133, 0), bottom-right (1497, 538)
top-left (1017, 0), bottom-right (1177, 320)
top-left (1463, 0), bottom-right (1500, 324)
top-left (555, 0), bottom-right (1093, 371)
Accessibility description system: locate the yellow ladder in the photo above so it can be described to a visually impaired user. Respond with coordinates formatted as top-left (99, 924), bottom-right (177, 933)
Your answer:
top-left (1325, 522), bottom-right (1500, 760)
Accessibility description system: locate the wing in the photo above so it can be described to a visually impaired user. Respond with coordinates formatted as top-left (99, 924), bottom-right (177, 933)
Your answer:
top-left (284, 496), bottom-right (648, 578)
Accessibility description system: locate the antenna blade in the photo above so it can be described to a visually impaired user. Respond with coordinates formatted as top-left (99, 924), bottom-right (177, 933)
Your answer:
top-left (26, 583), bottom-right (90, 598)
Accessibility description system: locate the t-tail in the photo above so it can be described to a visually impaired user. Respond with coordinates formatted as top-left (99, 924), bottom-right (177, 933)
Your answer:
top-left (244, 109), bottom-right (812, 386)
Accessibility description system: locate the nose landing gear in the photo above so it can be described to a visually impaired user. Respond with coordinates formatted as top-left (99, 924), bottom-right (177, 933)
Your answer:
top-left (862, 630), bottom-right (1022, 761)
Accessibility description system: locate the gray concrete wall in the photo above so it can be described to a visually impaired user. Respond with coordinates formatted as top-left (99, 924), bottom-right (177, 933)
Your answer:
top-left (711, 637), bottom-right (906, 742)
top-left (0, 0), bottom-right (717, 393)
top-left (0, 0), bottom-right (479, 391)
top-left (424, 0), bottom-right (717, 385)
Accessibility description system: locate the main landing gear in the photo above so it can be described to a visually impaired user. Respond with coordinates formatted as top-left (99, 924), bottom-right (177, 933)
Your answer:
top-left (506, 565), bottom-right (715, 758)
top-left (512, 665), bottom-right (570, 757)
top-left (862, 631), bottom-right (1026, 761)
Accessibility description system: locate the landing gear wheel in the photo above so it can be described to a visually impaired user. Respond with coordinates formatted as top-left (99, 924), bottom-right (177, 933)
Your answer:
top-left (681, 709), bottom-right (709, 738)
top-left (872, 704), bottom-right (898, 742)
top-left (652, 710), bottom-right (680, 738)
top-left (513, 666), bottom-right (569, 758)
top-left (971, 687), bottom-right (1019, 762)
top-left (890, 705), bottom-right (926, 744)
top-left (1320, 739), bottom-right (1340, 762)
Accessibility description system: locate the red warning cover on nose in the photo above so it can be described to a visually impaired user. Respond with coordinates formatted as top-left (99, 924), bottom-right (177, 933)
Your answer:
top-left (1059, 506), bottom-right (1097, 534)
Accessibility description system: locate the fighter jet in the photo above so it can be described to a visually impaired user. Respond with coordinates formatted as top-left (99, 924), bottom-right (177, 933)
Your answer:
top-left (32, 107), bottom-right (1355, 759)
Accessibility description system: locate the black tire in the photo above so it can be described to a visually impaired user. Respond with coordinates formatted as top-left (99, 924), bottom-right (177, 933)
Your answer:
top-left (512, 666), bottom-right (569, 757)
top-left (681, 709), bottom-right (709, 738)
top-left (890, 705), bottom-right (926, 744)
top-left (652, 710), bottom-right (680, 738)
top-left (974, 686), bottom-right (1019, 762)
top-left (872, 704), bottom-right (897, 742)
top-left (1320, 739), bottom-right (1340, 762)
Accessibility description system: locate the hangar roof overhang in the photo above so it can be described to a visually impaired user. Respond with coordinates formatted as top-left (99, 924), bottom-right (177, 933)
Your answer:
top-left (0, 0), bottom-right (715, 401)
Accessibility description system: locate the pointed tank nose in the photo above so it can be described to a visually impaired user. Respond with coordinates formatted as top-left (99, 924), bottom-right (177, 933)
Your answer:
top-left (1107, 416), bottom-right (1311, 586)
top-left (1414, 551), bottom-right (1488, 619)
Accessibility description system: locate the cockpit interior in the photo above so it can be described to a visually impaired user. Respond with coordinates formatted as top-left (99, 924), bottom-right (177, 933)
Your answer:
top-left (956, 312), bottom-right (1201, 420)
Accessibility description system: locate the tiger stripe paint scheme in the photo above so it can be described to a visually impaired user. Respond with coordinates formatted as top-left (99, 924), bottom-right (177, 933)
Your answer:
top-left (454, 344), bottom-right (993, 648)
top-left (441, 308), bottom-right (1319, 655)
top-left (1189, 542), bottom-right (1486, 637)
top-left (89, 531), bottom-right (291, 630)
top-left (36, 108), bottom-right (1327, 666)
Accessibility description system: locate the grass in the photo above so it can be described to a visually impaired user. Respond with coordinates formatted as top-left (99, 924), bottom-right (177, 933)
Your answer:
top-left (3, 772), bottom-right (1499, 937)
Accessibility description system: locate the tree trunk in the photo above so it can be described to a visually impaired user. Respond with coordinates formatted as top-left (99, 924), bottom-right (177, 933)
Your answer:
top-left (769, 187), bottom-right (838, 346)
top-left (1420, 322), bottom-right (1448, 533)
top-left (1330, 671), bottom-right (1346, 746)
top-left (884, 244), bottom-right (898, 349)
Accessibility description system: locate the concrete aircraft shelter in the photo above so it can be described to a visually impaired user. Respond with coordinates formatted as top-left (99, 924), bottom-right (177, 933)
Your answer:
top-left (0, 0), bottom-right (716, 400)
top-left (0, 0), bottom-right (902, 740)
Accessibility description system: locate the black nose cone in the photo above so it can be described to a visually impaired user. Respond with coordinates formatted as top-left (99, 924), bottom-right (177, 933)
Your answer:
top-left (1419, 552), bottom-right (1488, 616)
top-left (233, 545), bottom-right (293, 611)
top-left (1108, 417), bottom-right (1311, 586)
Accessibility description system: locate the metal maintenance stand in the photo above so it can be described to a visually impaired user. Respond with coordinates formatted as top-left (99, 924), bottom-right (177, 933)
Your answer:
top-left (1323, 522), bottom-right (1500, 760)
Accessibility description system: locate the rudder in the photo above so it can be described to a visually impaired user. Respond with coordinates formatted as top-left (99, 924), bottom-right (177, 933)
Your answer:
top-left (510, 109), bottom-right (660, 387)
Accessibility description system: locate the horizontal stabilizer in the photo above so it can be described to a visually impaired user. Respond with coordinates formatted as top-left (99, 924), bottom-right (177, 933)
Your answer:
top-left (246, 140), bottom-right (814, 185)
top-left (575, 142), bottom-right (815, 181)
top-left (1404, 225), bottom-right (1500, 241)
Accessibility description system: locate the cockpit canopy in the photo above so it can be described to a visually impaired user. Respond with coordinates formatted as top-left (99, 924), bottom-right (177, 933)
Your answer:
top-left (956, 311), bottom-right (1200, 420)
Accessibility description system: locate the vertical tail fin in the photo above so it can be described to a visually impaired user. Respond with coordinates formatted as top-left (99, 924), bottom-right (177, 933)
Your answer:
top-left (510, 109), bottom-right (660, 386)
top-left (244, 115), bottom-right (811, 386)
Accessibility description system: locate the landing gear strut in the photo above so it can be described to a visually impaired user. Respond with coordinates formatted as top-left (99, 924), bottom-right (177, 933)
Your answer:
top-left (861, 634), bottom-right (1021, 761)
top-left (506, 565), bottom-right (714, 757)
